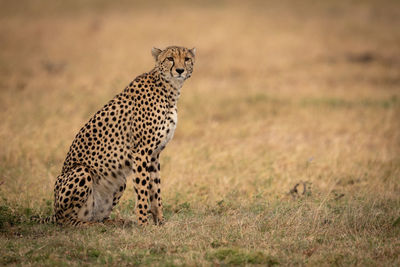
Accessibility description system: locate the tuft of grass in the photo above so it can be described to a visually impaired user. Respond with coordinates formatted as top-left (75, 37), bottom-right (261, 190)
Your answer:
top-left (0, 205), bottom-right (18, 230)
top-left (393, 216), bottom-right (400, 227)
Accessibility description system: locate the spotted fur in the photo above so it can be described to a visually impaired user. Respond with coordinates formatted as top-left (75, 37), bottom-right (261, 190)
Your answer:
top-left (36, 46), bottom-right (195, 226)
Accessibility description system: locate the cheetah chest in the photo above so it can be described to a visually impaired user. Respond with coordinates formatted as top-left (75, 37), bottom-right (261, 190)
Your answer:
top-left (156, 109), bottom-right (177, 153)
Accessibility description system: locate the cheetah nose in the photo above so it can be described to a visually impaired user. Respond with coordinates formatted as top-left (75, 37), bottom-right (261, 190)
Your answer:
top-left (176, 68), bottom-right (184, 74)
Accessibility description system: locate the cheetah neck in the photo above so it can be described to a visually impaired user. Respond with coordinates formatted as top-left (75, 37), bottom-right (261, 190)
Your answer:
top-left (151, 68), bottom-right (182, 107)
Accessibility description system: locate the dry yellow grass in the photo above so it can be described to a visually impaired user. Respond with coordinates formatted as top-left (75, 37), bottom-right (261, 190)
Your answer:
top-left (0, 0), bottom-right (399, 265)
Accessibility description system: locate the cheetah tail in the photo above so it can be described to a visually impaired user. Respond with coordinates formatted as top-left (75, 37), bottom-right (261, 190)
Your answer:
top-left (30, 214), bottom-right (57, 224)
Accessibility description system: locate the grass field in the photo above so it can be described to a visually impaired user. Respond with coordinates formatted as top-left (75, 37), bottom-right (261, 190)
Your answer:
top-left (1, 0), bottom-right (399, 265)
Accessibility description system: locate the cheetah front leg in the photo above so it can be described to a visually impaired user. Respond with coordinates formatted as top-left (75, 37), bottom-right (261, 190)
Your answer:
top-left (149, 154), bottom-right (164, 225)
top-left (133, 154), bottom-right (151, 226)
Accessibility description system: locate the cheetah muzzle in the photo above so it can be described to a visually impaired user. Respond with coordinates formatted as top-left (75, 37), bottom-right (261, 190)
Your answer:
top-left (37, 46), bottom-right (196, 226)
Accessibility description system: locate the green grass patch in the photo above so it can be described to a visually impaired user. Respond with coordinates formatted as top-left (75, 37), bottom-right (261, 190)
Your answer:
top-left (207, 248), bottom-right (278, 265)
top-left (300, 95), bottom-right (399, 109)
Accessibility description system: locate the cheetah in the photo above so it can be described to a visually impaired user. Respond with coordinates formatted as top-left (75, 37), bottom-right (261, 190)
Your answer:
top-left (37, 46), bottom-right (195, 226)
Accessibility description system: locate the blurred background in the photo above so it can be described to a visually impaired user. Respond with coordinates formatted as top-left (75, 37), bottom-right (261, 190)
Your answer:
top-left (0, 0), bottom-right (399, 218)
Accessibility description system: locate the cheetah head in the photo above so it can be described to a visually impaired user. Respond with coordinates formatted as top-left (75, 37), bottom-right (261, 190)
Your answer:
top-left (152, 46), bottom-right (196, 83)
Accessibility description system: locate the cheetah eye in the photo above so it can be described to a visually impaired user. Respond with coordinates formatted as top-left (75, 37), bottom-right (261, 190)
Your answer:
top-left (167, 57), bottom-right (174, 62)
top-left (185, 57), bottom-right (190, 62)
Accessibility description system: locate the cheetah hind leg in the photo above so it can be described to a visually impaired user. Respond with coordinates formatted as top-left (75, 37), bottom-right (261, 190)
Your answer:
top-left (53, 166), bottom-right (96, 226)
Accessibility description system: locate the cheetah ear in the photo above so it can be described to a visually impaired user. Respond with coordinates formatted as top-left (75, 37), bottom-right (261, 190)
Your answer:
top-left (151, 47), bottom-right (163, 60)
top-left (189, 47), bottom-right (196, 57)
